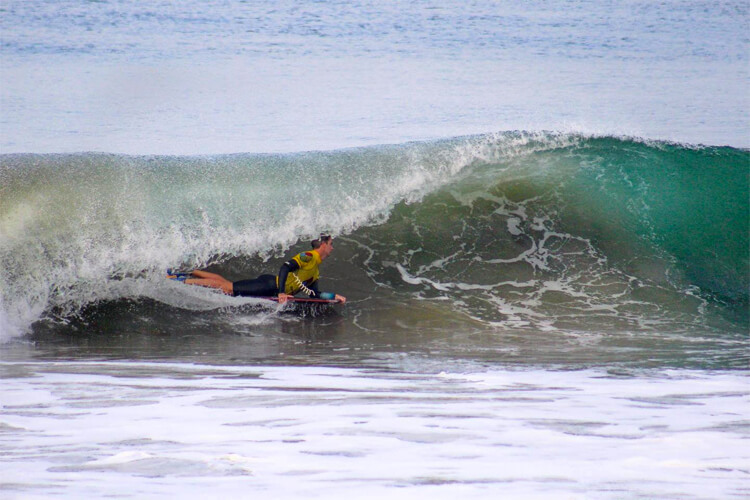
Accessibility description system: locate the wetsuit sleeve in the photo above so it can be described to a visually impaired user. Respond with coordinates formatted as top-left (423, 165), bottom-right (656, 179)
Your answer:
top-left (277, 259), bottom-right (300, 294)
top-left (307, 281), bottom-right (338, 300)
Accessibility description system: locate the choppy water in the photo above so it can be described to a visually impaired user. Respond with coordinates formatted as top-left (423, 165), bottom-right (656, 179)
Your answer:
top-left (2, 360), bottom-right (749, 500)
top-left (2, 1), bottom-right (749, 498)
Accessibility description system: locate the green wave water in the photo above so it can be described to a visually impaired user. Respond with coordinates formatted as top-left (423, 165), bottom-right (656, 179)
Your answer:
top-left (1, 133), bottom-right (747, 343)
top-left (566, 139), bottom-right (748, 306)
top-left (345, 137), bottom-right (748, 335)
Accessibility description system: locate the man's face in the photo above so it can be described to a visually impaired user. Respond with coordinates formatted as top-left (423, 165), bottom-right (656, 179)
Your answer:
top-left (319, 240), bottom-right (333, 259)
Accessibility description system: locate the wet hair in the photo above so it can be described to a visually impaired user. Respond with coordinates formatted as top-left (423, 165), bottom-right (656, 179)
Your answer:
top-left (311, 234), bottom-right (332, 249)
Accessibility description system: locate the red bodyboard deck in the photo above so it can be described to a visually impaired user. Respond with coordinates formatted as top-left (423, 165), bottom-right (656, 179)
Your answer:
top-left (262, 297), bottom-right (341, 304)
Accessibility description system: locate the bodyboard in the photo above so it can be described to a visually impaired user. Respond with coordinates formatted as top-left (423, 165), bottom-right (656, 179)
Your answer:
top-left (262, 297), bottom-right (341, 304)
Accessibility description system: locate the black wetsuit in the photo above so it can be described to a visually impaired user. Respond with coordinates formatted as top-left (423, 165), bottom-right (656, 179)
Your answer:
top-left (231, 260), bottom-right (321, 298)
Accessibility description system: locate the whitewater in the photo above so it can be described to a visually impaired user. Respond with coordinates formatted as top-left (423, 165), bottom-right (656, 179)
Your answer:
top-left (2, 1), bottom-right (749, 499)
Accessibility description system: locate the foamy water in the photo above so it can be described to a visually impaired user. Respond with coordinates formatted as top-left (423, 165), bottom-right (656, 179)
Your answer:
top-left (2, 361), bottom-right (748, 499)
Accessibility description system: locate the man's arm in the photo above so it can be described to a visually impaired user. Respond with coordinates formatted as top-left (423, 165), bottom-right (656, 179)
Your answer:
top-left (277, 259), bottom-right (301, 303)
top-left (309, 282), bottom-right (347, 303)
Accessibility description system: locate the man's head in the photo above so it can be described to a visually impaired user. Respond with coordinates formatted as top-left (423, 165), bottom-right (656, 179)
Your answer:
top-left (312, 234), bottom-right (334, 260)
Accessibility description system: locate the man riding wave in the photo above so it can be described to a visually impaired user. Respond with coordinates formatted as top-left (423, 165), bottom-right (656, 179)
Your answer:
top-left (168, 234), bottom-right (346, 304)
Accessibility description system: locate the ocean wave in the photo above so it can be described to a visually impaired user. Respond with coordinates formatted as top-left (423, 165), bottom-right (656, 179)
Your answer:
top-left (1, 132), bottom-right (747, 339)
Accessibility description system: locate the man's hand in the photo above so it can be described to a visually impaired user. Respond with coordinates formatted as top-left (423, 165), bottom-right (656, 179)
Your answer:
top-left (335, 294), bottom-right (347, 304)
top-left (277, 293), bottom-right (293, 304)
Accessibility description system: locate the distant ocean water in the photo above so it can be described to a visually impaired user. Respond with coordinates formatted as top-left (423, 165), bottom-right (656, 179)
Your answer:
top-left (1, 2), bottom-right (749, 499)
top-left (1, 0), bottom-right (748, 153)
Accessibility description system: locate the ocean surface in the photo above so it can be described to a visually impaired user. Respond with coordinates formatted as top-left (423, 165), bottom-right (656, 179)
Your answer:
top-left (1, 1), bottom-right (749, 499)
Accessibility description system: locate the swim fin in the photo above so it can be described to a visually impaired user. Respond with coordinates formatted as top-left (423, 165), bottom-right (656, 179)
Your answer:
top-left (167, 269), bottom-right (192, 282)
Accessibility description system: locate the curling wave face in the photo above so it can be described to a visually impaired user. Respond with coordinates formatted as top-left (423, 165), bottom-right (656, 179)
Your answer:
top-left (1, 132), bottom-right (747, 341)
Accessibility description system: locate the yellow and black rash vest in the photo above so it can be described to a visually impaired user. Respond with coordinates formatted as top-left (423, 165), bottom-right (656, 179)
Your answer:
top-left (277, 250), bottom-right (322, 295)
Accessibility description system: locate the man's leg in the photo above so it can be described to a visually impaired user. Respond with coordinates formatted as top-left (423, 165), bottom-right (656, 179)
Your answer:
top-left (185, 271), bottom-right (234, 295)
top-left (190, 270), bottom-right (226, 280)
top-left (232, 275), bottom-right (278, 297)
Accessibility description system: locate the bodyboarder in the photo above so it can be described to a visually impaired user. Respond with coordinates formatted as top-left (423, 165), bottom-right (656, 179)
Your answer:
top-left (168, 234), bottom-right (346, 304)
